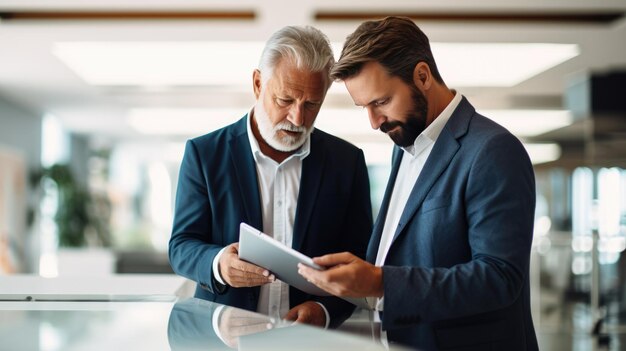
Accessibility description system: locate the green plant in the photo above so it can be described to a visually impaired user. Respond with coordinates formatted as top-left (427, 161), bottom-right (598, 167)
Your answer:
top-left (31, 164), bottom-right (111, 247)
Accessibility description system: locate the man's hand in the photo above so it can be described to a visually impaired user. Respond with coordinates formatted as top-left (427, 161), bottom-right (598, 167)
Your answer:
top-left (219, 243), bottom-right (275, 287)
top-left (284, 301), bottom-right (326, 327)
top-left (298, 252), bottom-right (383, 298)
top-left (218, 306), bottom-right (273, 348)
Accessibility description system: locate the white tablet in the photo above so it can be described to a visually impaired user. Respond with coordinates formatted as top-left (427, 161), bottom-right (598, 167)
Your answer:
top-left (238, 222), bottom-right (330, 296)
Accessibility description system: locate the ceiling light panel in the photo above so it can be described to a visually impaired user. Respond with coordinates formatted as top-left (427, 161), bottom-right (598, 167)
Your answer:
top-left (433, 43), bottom-right (579, 87)
top-left (53, 42), bottom-right (264, 86)
top-left (53, 42), bottom-right (578, 88)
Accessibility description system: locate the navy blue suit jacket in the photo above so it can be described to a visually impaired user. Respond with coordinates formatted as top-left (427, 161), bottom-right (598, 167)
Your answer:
top-left (368, 97), bottom-right (538, 350)
top-left (169, 115), bottom-right (373, 328)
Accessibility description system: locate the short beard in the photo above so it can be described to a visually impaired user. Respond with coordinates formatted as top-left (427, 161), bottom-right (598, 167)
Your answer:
top-left (254, 99), bottom-right (313, 152)
top-left (380, 87), bottom-right (428, 147)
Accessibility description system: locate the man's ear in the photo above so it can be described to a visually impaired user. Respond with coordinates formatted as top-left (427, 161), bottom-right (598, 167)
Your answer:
top-left (413, 62), bottom-right (432, 91)
top-left (252, 69), bottom-right (262, 99)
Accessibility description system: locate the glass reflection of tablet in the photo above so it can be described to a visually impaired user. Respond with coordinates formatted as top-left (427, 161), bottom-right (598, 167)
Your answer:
top-left (238, 222), bottom-right (330, 296)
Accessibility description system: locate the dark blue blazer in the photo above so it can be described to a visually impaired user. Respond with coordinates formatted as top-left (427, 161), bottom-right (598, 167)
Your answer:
top-left (169, 115), bottom-right (372, 328)
top-left (368, 97), bottom-right (538, 350)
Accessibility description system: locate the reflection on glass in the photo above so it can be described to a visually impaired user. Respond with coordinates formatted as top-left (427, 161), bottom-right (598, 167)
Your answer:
top-left (167, 298), bottom-right (398, 351)
top-left (168, 298), bottom-right (277, 350)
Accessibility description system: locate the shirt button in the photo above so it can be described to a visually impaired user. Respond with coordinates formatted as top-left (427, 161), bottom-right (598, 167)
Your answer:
top-left (277, 200), bottom-right (282, 206)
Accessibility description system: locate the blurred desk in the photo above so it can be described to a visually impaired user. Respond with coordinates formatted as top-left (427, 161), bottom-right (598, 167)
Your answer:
top-left (0, 274), bottom-right (188, 301)
top-left (0, 276), bottom-right (410, 351)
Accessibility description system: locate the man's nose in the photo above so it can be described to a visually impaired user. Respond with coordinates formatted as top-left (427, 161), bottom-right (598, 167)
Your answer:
top-left (288, 104), bottom-right (304, 127)
top-left (367, 107), bottom-right (384, 130)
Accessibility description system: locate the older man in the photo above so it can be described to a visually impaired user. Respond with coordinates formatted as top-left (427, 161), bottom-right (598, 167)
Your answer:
top-left (169, 25), bottom-right (372, 329)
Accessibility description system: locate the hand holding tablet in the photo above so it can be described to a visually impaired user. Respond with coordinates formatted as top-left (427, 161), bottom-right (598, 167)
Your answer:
top-left (238, 223), bottom-right (373, 310)
top-left (238, 223), bottom-right (330, 296)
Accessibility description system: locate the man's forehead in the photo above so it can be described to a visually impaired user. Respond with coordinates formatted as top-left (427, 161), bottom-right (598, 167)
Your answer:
top-left (270, 68), bottom-right (327, 97)
top-left (345, 77), bottom-right (384, 106)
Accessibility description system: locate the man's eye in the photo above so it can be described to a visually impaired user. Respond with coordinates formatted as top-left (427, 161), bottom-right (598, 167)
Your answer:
top-left (305, 102), bottom-right (320, 110)
top-left (375, 99), bottom-right (389, 106)
top-left (276, 98), bottom-right (292, 107)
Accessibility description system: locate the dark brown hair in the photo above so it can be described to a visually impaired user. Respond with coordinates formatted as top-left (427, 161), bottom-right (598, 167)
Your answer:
top-left (331, 16), bottom-right (444, 85)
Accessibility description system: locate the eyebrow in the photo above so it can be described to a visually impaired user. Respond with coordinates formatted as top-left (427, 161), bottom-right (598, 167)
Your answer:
top-left (275, 93), bottom-right (322, 104)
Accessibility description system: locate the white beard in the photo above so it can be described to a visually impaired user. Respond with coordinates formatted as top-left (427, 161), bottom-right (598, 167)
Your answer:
top-left (254, 98), bottom-right (314, 152)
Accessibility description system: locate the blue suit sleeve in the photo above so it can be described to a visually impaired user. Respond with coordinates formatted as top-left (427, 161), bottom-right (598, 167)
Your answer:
top-left (169, 140), bottom-right (224, 294)
top-left (382, 133), bottom-right (535, 328)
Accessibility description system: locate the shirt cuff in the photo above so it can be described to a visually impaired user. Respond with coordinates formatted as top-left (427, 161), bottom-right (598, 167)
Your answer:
top-left (212, 246), bottom-right (229, 286)
top-left (314, 302), bottom-right (331, 329)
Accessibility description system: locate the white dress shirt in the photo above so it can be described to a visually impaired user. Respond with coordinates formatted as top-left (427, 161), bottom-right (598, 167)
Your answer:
top-left (212, 110), bottom-right (329, 326)
top-left (372, 91), bottom-right (462, 312)
top-left (247, 111), bottom-right (308, 320)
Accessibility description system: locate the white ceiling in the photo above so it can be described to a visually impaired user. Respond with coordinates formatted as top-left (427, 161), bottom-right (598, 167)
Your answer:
top-left (0, 0), bottom-right (625, 154)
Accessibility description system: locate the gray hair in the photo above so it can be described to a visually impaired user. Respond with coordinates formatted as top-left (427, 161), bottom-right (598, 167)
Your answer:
top-left (258, 25), bottom-right (335, 86)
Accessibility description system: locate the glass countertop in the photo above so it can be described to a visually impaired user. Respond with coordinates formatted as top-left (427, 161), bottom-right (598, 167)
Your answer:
top-left (0, 297), bottom-right (412, 351)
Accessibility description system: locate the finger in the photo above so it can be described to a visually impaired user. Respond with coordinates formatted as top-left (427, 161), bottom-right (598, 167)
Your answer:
top-left (312, 252), bottom-right (355, 266)
top-left (225, 243), bottom-right (239, 254)
top-left (295, 308), bottom-right (310, 323)
top-left (296, 312), bottom-right (311, 324)
top-left (284, 307), bottom-right (299, 321)
top-left (229, 276), bottom-right (275, 288)
top-left (229, 268), bottom-right (275, 282)
top-left (298, 263), bottom-right (327, 282)
top-left (298, 264), bottom-right (343, 295)
top-left (231, 258), bottom-right (271, 277)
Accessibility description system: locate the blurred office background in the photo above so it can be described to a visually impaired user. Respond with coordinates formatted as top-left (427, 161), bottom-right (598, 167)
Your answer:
top-left (0, 1), bottom-right (625, 349)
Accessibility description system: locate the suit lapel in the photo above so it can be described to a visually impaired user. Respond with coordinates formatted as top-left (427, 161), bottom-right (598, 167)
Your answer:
top-left (391, 128), bottom-right (459, 244)
top-left (229, 116), bottom-right (263, 230)
top-left (390, 97), bottom-right (473, 244)
top-left (366, 146), bottom-right (403, 263)
top-left (292, 132), bottom-right (326, 252)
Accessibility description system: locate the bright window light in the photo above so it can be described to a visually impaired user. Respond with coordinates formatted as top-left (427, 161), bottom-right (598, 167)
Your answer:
top-left (598, 168), bottom-right (622, 237)
top-left (41, 113), bottom-right (70, 167)
top-left (572, 167), bottom-right (594, 237)
top-left (53, 42), bottom-right (578, 88)
top-left (479, 109), bottom-right (573, 137)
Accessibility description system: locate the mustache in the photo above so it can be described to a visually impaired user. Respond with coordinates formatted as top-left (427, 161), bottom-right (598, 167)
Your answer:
top-left (380, 121), bottom-right (404, 133)
top-left (275, 121), bottom-right (306, 133)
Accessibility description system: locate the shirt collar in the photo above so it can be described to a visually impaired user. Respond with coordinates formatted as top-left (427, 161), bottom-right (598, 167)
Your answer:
top-left (402, 90), bottom-right (462, 157)
top-left (246, 107), bottom-right (311, 164)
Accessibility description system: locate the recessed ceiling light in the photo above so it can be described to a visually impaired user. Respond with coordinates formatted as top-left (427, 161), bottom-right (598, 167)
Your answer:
top-left (53, 42), bottom-right (578, 88)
